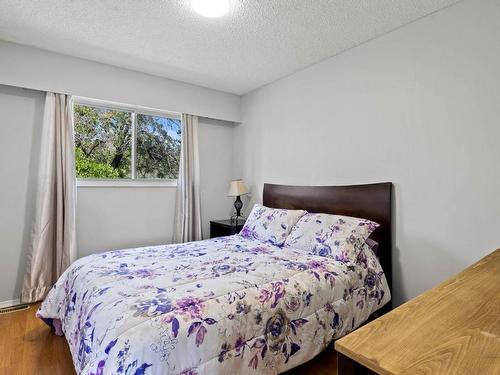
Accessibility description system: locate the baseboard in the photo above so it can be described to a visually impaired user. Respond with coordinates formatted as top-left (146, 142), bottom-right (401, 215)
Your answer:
top-left (0, 299), bottom-right (21, 309)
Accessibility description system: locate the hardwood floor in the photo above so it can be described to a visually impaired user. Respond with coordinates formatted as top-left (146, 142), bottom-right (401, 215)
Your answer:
top-left (0, 303), bottom-right (74, 375)
top-left (0, 303), bottom-right (337, 375)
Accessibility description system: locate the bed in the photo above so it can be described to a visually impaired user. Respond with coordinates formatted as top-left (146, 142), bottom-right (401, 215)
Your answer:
top-left (38, 182), bottom-right (392, 375)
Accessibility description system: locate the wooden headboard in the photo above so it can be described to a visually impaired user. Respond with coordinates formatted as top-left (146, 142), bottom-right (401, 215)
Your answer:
top-left (263, 182), bottom-right (393, 293)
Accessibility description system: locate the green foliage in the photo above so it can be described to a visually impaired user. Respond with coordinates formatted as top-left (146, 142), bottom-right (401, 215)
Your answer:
top-left (73, 104), bottom-right (181, 180)
top-left (75, 148), bottom-right (120, 178)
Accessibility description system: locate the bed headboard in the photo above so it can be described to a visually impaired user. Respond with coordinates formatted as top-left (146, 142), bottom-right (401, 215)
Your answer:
top-left (263, 182), bottom-right (393, 292)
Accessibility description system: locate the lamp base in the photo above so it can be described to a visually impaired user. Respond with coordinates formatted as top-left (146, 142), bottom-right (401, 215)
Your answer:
top-left (234, 195), bottom-right (243, 217)
top-left (231, 195), bottom-right (246, 225)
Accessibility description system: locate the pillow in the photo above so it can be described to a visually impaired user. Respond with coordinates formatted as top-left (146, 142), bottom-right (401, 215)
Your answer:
top-left (283, 213), bottom-right (379, 262)
top-left (239, 204), bottom-right (306, 246)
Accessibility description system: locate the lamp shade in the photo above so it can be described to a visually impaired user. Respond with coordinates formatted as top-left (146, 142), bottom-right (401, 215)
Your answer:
top-left (228, 179), bottom-right (249, 197)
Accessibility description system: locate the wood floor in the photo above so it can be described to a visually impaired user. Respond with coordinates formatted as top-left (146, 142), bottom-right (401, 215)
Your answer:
top-left (0, 303), bottom-right (337, 375)
top-left (0, 304), bottom-right (73, 375)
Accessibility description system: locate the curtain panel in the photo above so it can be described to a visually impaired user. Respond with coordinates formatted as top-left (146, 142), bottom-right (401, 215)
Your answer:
top-left (174, 114), bottom-right (202, 243)
top-left (21, 92), bottom-right (77, 303)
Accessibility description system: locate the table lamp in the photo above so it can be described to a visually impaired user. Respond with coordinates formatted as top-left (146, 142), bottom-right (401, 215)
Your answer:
top-left (228, 179), bottom-right (249, 222)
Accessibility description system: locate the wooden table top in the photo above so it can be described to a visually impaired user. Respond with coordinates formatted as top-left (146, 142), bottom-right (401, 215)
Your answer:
top-left (335, 249), bottom-right (500, 375)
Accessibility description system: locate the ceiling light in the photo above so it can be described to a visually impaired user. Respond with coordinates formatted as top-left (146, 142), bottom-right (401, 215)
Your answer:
top-left (192, 0), bottom-right (229, 18)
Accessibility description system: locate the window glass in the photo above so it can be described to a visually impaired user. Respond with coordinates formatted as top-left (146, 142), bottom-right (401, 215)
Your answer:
top-left (73, 102), bottom-right (182, 181)
top-left (136, 114), bottom-right (182, 179)
top-left (74, 104), bottom-right (132, 178)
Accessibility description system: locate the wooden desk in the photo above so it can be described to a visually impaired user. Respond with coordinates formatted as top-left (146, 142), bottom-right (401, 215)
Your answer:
top-left (335, 249), bottom-right (500, 375)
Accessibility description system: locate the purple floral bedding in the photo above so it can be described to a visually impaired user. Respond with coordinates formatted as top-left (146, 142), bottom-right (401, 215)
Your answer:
top-left (38, 235), bottom-right (390, 375)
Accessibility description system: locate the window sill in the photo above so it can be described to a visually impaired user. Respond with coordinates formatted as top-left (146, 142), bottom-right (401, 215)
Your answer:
top-left (76, 179), bottom-right (178, 188)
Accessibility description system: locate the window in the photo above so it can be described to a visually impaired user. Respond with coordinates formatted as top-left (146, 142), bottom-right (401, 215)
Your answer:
top-left (73, 99), bottom-right (181, 185)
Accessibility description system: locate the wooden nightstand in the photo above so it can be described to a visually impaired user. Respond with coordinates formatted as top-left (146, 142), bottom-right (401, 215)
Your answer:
top-left (210, 219), bottom-right (245, 238)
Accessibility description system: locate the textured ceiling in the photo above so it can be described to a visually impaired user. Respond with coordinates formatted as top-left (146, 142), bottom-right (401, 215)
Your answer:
top-left (0, 0), bottom-right (460, 94)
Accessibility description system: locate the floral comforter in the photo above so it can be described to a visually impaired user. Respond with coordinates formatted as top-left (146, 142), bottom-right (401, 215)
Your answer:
top-left (38, 235), bottom-right (390, 375)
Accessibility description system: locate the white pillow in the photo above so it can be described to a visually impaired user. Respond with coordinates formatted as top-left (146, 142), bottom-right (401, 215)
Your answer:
top-left (240, 204), bottom-right (306, 246)
top-left (284, 213), bottom-right (379, 262)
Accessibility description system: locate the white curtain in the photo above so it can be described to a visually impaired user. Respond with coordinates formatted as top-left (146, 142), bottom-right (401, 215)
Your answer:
top-left (174, 114), bottom-right (202, 243)
top-left (21, 92), bottom-right (77, 303)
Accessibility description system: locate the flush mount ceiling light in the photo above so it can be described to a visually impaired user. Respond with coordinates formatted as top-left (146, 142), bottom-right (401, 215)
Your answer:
top-left (192, 0), bottom-right (229, 18)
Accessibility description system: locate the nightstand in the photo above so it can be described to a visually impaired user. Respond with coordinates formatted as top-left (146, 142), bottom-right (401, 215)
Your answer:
top-left (210, 219), bottom-right (245, 238)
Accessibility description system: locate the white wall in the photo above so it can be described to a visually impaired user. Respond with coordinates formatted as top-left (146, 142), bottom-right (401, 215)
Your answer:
top-left (76, 188), bottom-right (176, 257)
top-left (0, 84), bottom-right (236, 302)
top-left (198, 118), bottom-right (236, 237)
top-left (0, 41), bottom-right (241, 123)
top-left (235, 0), bottom-right (500, 305)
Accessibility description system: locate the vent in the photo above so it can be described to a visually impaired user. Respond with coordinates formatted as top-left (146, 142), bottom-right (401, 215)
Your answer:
top-left (0, 304), bottom-right (30, 315)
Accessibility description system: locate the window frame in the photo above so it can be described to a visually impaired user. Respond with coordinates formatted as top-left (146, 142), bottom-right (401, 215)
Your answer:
top-left (73, 97), bottom-right (182, 188)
